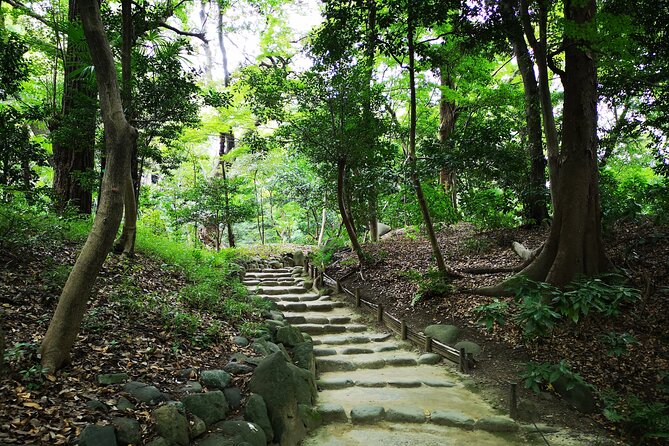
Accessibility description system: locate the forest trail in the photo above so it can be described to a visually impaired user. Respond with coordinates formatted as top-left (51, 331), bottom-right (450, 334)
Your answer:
top-left (245, 266), bottom-right (596, 446)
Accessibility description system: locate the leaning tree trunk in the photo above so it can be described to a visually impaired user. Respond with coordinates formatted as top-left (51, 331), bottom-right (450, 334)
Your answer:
top-left (407, 0), bottom-right (448, 277)
top-left (39, 0), bottom-right (137, 372)
top-left (480, 0), bottom-right (608, 293)
top-left (337, 158), bottom-right (365, 263)
top-left (51, 0), bottom-right (96, 215)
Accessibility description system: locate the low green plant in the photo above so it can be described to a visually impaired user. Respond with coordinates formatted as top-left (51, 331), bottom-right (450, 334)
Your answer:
top-left (461, 236), bottom-right (492, 255)
top-left (179, 282), bottom-right (221, 310)
top-left (396, 268), bottom-right (422, 283)
top-left (601, 331), bottom-right (639, 356)
top-left (474, 299), bottom-right (509, 330)
top-left (514, 293), bottom-right (561, 339)
top-left (19, 364), bottom-right (46, 389)
top-left (522, 360), bottom-right (589, 394)
top-left (239, 321), bottom-right (267, 338)
top-left (411, 270), bottom-right (454, 307)
top-left (601, 390), bottom-right (669, 442)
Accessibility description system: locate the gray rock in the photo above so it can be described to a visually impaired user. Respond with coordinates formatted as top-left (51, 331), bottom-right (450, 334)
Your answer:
top-left (454, 340), bottom-right (482, 357)
top-left (317, 377), bottom-right (354, 390)
top-left (86, 400), bottom-right (108, 412)
top-left (244, 394), bottom-right (274, 441)
top-left (78, 425), bottom-right (116, 446)
top-left (233, 336), bottom-right (250, 347)
top-left (145, 438), bottom-right (170, 446)
top-left (377, 222), bottom-right (392, 237)
top-left (269, 311), bottom-right (285, 321)
top-left (201, 370), bottom-right (232, 390)
top-left (216, 420), bottom-right (266, 446)
top-left (417, 353), bottom-right (442, 365)
top-left (388, 380), bottom-right (422, 388)
top-left (430, 410), bottom-right (475, 429)
top-left (97, 373), bottom-right (129, 385)
top-left (182, 391), bottom-right (229, 426)
top-left (475, 416), bottom-right (519, 432)
top-left (124, 381), bottom-right (167, 405)
top-left (298, 404), bottom-right (322, 430)
top-left (293, 341), bottom-right (316, 375)
top-left (112, 417), bottom-right (141, 446)
top-left (385, 408), bottom-right (426, 423)
top-left (293, 251), bottom-right (305, 266)
top-left (251, 339), bottom-right (281, 357)
top-left (553, 376), bottom-right (597, 413)
top-left (422, 379), bottom-right (456, 388)
top-left (190, 415), bottom-right (207, 438)
top-left (177, 368), bottom-right (196, 379)
top-left (424, 324), bottom-right (460, 344)
top-left (223, 387), bottom-right (242, 410)
top-left (350, 406), bottom-right (385, 424)
top-left (181, 381), bottom-right (203, 394)
top-left (275, 326), bottom-right (305, 348)
top-left (223, 362), bottom-right (254, 375)
top-left (317, 404), bottom-right (348, 423)
top-left (153, 404), bottom-right (189, 446)
top-left (302, 280), bottom-right (314, 290)
top-left (116, 397), bottom-right (135, 411)
top-left (249, 352), bottom-right (316, 445)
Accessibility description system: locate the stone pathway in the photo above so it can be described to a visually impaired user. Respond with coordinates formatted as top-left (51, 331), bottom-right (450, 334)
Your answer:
top-left (245, 266), bottom-right (602, 446)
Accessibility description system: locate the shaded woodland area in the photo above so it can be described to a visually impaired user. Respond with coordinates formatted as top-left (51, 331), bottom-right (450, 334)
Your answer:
top-left (0, 0), bottom-right (668, 444)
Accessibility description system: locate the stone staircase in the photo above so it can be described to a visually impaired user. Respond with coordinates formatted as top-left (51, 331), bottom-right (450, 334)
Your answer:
top-left (244, 266), bottom-right (591, 446)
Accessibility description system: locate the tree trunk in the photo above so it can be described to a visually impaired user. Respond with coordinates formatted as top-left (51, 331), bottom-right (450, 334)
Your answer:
top-left (318, 205), bottom-right (327, 247)
top-left (480, 0), bottom-right (608, 293)
top-left (438, 66), bottom-right (458, 211)
top-left (503, 0), bottom-right (549, 224)
top-left (220, 133), bottom-right (235, 248)
top-left (337, 158), bottom-right (365, 263)
top-left (39, 0), bottom-right (137, 371)
top-left (51, 0), bottom-right (96, 215)
top-left (114, 0), bottom-right (138, 255)
top-left (407, 0), bottom-right (448, 276)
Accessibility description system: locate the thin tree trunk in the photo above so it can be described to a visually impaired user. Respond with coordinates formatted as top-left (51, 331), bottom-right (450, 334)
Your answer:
top-left (407, 0), bottom-right (448, 276)
top-left (39, 0), bottom-right (137, 371)
top-left (199, 0), bottom-right (213, 81)
top-left (502, 0), bottom-right (548, 224)
top-left (438, 66), bottom-right (458, 211)
top-left (337, 158), bottom-right (365, 263)
top-left (318, 205), bottom-right (327, 247)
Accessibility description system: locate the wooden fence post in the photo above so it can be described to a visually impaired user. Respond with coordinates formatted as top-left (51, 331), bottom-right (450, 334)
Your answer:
top-left (401, 320), bottom-right (407, 340)
top-left (355, 289), bottom-right (361, 307)
top-left (509, 382), bottom-right (518, 419)
top-left (459, 348), bottom-right (469, 373)
top-left (425, 336), bottom-right (433, 353)
top-left (376, 304), bottom-right (383, 323)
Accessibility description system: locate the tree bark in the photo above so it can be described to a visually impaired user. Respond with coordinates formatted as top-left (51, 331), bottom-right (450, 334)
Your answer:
top-left (39, 0), bottom-right (137, 371)
top-left (51, 0), bottom-right (96, 215)
top-left (438, 66), bottom-right (458, 211)
top-left (480, 0), bottom-right (608, 293)
top-left (407, 0), bottom-right (448, 277)
top-left (502, 0), bottom-right (548, 224)
top-left (337, 158), bottom-right (365, 263)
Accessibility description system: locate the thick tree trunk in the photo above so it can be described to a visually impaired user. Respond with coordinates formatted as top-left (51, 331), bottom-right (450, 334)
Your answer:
top-left (51, 0), bottom-right (96, 215)
top-left (438, 67), bottom-right (458, 211)
top-left (337, 158), bottom-right (365, 263)
top-left (407, 0), bottom-right (448, 277)
top-left (39, 0), bottom-right (137, 371)
top-left (503, 0), bottom-right (548, 224)
top-left (480, 0), bottom-right (607, 293)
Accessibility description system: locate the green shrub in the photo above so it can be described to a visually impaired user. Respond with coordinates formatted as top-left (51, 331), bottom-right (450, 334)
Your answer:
top-left (601, 331), bottom-right (639, 357)
top-left (522, 360), bottom-right (589, 394)
top-left (411, 270), bottom-right (454, 306)
top-left (460, 187), bottom-right (522, 230)
top-left (474, 299), bottom-right (509, 330)
top-left (602, 391), bottom-right (669, 443)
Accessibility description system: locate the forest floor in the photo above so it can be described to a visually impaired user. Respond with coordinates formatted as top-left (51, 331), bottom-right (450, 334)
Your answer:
top-left (325, 219), bottom-right (669, 445)
top-left (0, 236), bottom-right (262, 445)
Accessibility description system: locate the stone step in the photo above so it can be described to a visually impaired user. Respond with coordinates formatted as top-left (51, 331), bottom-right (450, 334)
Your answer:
top-left (315, 386), bottom-right (499, 421)
top-left (243, 278), bottom-right (296, 285)
top-left (285, 314), bottom-right (353, 325)
top-left (316, 366), bottom-right (459, 390)
top-left (257, 293), bottom-right (321, 302)
top-left (302, 419), bottom-right (521, 445)
top-left (245, 271), bottom-right (294, 277)
top-left (311, 333), bottom-right (392, 345)
top-left (254, 286), bottom-right (308, 295)
top-left (313, 342), bottom-right (405, 357)
top-left (294, 323), bottom-right (368, 336)
top-left (316, 354), bottom-right (418, 372)
top-left (275, 301), bottom-right (345, 312)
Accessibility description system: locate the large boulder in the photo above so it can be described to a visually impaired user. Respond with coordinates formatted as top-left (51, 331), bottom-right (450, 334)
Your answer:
top-left (201, 370), bottom-right (232, 390)
top-left (215, 420), bottom-right (266, 446)
top-left (293, 251), bottom-right (305, 266)
top-left (292, 341), bottom-right (316, 375)
top-left (424, 324), bottom-right (460, 345)
top-left (249, 352), bottom-right (316, 445)
top-left (275, 326), bottom-right (304, 348)
top-left (183, 391), bottom-right (229, 426)
top-left (454, 340), bottom-right (481, 358)
top-left (78, 425), bottom-right (116, 446)
top-left (112, 417), bottom-right (141, 446)
top-left (377, 222), bottom-right (392, 237)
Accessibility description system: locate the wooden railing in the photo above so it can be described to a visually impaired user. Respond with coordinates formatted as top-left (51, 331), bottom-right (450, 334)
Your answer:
top-left (303, 259), bottom-right (474, 373)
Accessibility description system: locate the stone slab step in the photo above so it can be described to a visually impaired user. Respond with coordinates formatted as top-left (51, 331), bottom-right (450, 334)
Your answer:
top-left (243, 279), bottom-right (296, 286)
top-left (319, 365), bottom-right (460, 389)
top-left (256, 293), bottom-right (320, 302)
top-left (311, 333), bottom-right (392, 345)
top-left (316, 355), bottom-right (418, 372)
top-left (294, 323), bottom-right (368, 335)
top-left (285, 314), bottom-right (353, 325)
top-left (275, 301), bottom-right (345, 312)
top-left (302, 420), bottom-right (522, 446)
top-left (313, 342), bottom-right (404, 357)
top-left (316, 385), bottom-right (498, 420)
top-left (317, 376), bottom-right (456, 390)
top-left (254, 286), bottom-right (308, 295)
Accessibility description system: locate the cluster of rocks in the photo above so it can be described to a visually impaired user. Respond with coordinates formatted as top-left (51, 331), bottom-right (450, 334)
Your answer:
top-left (423, 324), bottom-right (481, 358)
top-left (240, 251), bottom-right (306, 272)
top-left (79, 262), bottom-right (320, 446)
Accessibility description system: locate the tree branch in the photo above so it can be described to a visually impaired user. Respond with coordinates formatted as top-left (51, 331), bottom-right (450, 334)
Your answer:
top-left (158, 21), bottom-right (208, 43)
top-left (4, 0), bottom-right (52, 26)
